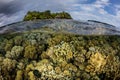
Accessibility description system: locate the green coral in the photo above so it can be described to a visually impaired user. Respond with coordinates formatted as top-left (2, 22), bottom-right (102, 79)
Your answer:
top-left (85, 52), bottom-right (106, 74)
top-left (5, 46), bottom-right (23, 59)
top-left (4, 39), bottom-right (14, 51)
top-left (15, 70), bottom-right (23, 80)
top-left (103, 54), bottom-right (120, 80)
top-left (46, 41), bottom-right (75, 63)
top-left (14, 36), bottom-right (23, 46)
top-left (24, 45), bottom-right (37, 59)
top-left (2, 58), bottom-right (16, 70)
top-left (0, 30), bottom-right (120, 80)
top-left (32, 59), bottom-right (76, 80)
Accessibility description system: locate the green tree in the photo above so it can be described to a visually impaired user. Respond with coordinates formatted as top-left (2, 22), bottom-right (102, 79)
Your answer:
top-left (23, 10), bottom-right (72, 21)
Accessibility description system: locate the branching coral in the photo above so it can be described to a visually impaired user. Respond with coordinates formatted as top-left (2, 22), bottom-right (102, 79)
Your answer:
top-left (24, 45), bottom-right (37, 59)
top-left (33, 59), bottom-right (76, 80)
top-left (2, 58), bottom-right (16, 72)
top-left (32, 59), bottom-right (58, 79)
top-left (28, 71), bottom-right (36, 80)
top-left (15, 70), bottom-right (23, 80)
top-left (5, 46), bottom-right (23, 59)
top-left (86, 52), bottom-right (106, 74)
top-left (47, 34), bottom-right (72, 46)
top-left (14, 36), bottom-right (23, 46)
top-left (46, 41), bottom-right (75, 63)
top-left (0, 31), bottom-right (120, 80)
top-left (103, 54), bottom-right (120, 80)
top-left (17, 62), bottom-right (25, 70)
top-left (4, 39), bottom-right (14, 51)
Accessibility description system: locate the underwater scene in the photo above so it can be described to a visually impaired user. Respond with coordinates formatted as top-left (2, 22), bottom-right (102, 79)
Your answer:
top-left (0, 20), bottom-right (120, 80)
top-left (0, 0), bottom-right (120, 79)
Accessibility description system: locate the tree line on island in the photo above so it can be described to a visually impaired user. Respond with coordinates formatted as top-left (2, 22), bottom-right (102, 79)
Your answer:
top-left (23, 10), bottom-right (72, 21)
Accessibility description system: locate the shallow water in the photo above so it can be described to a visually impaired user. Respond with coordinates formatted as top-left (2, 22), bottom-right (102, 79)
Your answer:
top-left (0, 28), bottom-right (120, 80)
top-left (0, 19), bottom-right (120, 35)
top-left (0, 20), bottom-right (120, 80)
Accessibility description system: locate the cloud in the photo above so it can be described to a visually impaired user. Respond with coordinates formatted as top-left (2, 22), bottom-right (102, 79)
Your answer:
top-left (69, 0), bottom-right (120, 27)
top-left (0, 0), bottom-right (15, 3)
top-left (72, 11), bottom-right (119, 25)
top-left (0, 0), bottom-right (120, 28)
top-left (92, 0), bottom-right (110, 10)
top-left (114, 5), bottom-right (120, 18)
top-left (0, 11), bottom-right (23, 26)
top-left (0, 0), bottom-right (23, 27)
top-left (0, 0), bottom-right (81, 26)
top-left (115, 5), bottom-right (120, 9)
top-left (0, 0), bottom-right (22, 16)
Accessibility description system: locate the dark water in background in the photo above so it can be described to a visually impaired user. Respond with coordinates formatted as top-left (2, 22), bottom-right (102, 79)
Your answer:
top-left (0, 20), bottom-right (120, 80)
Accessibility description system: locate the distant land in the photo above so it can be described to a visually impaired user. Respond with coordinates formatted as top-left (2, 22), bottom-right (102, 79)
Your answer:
top-left (88, 20), bottom-right (116, 28)
top-left (23, 10), bottom-right (72, 21)
top-left (0, 10), bottom-right (120, 35)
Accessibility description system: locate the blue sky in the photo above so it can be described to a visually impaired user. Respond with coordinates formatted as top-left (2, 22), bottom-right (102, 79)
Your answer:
top-left (0, 0), bottom-right (120, 28)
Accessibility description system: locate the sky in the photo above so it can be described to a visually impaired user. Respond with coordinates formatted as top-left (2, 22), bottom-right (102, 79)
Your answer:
top-left (0, 0), bottom-right (120, 28)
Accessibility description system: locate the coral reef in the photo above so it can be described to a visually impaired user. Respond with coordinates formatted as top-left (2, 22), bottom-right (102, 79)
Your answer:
top-left (5, 46), bottom-right (23, 59)
top-left (0, 29), bottom-right (120, 80)
top-left (24, 45), bottom-right (37, 59)
top-left (86, 52), bottom-right (106, 75)
top-left (46, 41), bottom-right (75, 63)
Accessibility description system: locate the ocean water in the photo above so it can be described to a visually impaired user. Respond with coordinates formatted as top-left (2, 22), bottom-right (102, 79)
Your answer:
top-left (0, 20), bottom-right (120, 80)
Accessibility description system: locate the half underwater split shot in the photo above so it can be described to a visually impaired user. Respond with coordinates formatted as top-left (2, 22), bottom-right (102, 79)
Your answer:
top-left (0, 0), bottom-right (120, 80)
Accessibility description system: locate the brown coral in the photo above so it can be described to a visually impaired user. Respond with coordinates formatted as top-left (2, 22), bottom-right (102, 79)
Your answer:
top-left (86, 52), bottom-right (106, 73)
top-left (24, 45), bottom-right (37, 59)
